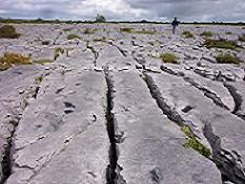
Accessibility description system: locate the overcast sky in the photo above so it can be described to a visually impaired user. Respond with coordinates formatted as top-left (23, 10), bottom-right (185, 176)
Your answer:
top-left (0, 0), bottom-right (245, 22)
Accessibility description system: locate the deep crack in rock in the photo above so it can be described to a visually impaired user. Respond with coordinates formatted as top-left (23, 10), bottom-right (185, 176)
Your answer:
top-left (203, 122), bottom-right (245, 184)
top-left (104, 66), bottom-right (126, 184)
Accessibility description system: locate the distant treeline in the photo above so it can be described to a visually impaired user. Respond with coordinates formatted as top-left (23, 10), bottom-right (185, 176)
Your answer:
top-left (0, 18), bottom-right (244, 26)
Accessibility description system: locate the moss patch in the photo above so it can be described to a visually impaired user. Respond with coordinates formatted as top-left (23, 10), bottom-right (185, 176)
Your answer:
top-left (67, 34), bottom-right (81, 40)
top-left (159, 52), bottom-right (179, 64)
top-left (200, 31), bottom-right (213, 37)
top-left (0, 52), bottom-right (30, 71)
top-left (204, 39), bottom-right (239, 50)
top-left (84, 28), bottom-right (97, 34)
top-left (54, 47), bottom-right (65, 60)
top-left (183, 31), bottom-right (194, 38)
top-left (33, 59), bottom-right (52, 64)
top-left (120, 27), bottom-right (155, 34)
top-left (181, 125), bottom-right (211, 158)
top-left (35, 75), bottom-right (43, 84)
top-left (215, 53), bottom-right (242, 64)
top-left (0, 25), bottom-right (21, 39)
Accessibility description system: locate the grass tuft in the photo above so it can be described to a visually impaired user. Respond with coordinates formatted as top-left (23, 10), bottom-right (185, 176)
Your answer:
top-left (200, 31), bottom-right (213, 37)
top-left (54, 47), bottom-right (65, 60)
top-left (238, 34), bottom-right (245, 42)
top-left (120, 27), bottom-right (155, 34)
top-left (159, 52), bottom-right (179, 64)
top-left (0, 25), bottom-right (21, 39)
top-left (84, 28), bottom-right (97, 34)
top-left (181, 125), bottom-right (211, 158)
top-left (0, 52), bottom-right (30, 71)
top-left (120, 27), bottom-right (134, 33)
top-left (33, 59), bottom-right (52, 64)
top-left (67, 34), bottom-right (81, 40)
top-left (183, 31), bottom-right (194, 38)
top-left (215, 53), bottom-right (242, 64)
top-left (35, 75), bottom-right (43, 84)
top-left (204, 39), bottom-right (239, 50)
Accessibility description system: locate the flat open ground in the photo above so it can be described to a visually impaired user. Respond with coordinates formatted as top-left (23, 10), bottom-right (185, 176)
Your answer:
top-left (0, 23), bottom-right (245, 184)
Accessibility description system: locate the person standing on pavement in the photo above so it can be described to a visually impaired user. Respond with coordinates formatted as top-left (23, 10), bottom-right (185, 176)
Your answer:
top-left (172, 17), bottom-right (179, 34)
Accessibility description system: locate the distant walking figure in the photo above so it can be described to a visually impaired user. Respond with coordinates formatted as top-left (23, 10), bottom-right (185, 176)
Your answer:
top-left (172, 17), bottom-right (179, 34)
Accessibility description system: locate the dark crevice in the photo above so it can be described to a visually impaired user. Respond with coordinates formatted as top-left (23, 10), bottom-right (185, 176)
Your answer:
top-left (104, 67), bottom-right (126, 184)
top-left (224, 83), bottom-right (245, 120)
top-left (107, 42), bottom-right (127, 57)
top-left (203, 123), bottom-right (245, 184)
top-left (0, 119), bottom-right (19, 184)
top-left (184, 76), bottom-right (230, 110)
top-left (224, 83), bottom-right (242, 114)
top-left (142, 73), bottom-right (185, 126)
top-left (160, 66), bottom-right (230, 111)
top-left (0, 74), bottom-right (44, 183)
top-left (141, 72), bottom-right (241, 184)
top-left (86, 41), bottom-right (99, 67)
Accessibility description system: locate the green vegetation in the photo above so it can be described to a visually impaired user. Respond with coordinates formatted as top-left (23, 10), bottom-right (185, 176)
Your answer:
top-left (204, 39), bottom-right (239, 50)
top-left (159, 52), bottom-right (179, 64)
top-left (120, 27), bottom-right (155, 34)
top-left (238, 34), bottom-right (245, 42)
top-left (183, 31), bottom-right (194, 38)
top-left (95, 14), bottom-right (106, 23)
top-left (0, 25), bottom-right (21, 39)
top-left (200, 31), bottom-right (213, 37)
top-left (0, 52), bottom-right (30, 71)
top-left (33, 59), bottom-right (52, 64)
top-left (35, 75), bottom-right (43, 84)
top-left (83, 28), bottom-right (97, 34)
top-left (215, 53), bottom-right (242, 64)
top-left (54, 47), bottom-right (65, 60)
top-left (67, 34), bottom-right (81, 40)
top-left (93, 36), bottom-right (106, 42)
top-left (120, 27), bottom-right (133, 33)
top-left (181, 125), bottom-right (211, 158)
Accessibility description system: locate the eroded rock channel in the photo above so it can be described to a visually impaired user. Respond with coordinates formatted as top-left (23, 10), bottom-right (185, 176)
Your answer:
top-left (0, 23), bottom-right (245, 184)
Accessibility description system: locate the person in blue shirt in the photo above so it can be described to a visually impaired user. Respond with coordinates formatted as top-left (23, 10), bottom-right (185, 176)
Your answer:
top-left (172, 17), bottom-right (179, 34)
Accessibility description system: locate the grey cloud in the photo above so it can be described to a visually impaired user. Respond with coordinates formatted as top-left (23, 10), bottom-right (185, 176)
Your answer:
top-left (0, 0), bottom-right (244, 22)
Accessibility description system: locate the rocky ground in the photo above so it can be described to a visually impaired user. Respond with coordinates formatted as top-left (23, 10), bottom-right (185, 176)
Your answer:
top-left (0, 23), bottom-right (245, 184)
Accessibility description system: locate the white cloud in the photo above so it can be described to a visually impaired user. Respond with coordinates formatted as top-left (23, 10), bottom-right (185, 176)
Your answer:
top-left (0, 0), bottom-right (245, 21)
top-left (68, 0), bottom-right (149, 20)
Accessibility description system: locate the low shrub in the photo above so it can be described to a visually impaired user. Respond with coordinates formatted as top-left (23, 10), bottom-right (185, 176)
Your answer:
top-left (0, 25), bottom-right (20, 39)
top-left (33, 59), bottom-right (52, 64)
top-left (204, 39), bottom-right (239, 50)
top-left (159, 52), bottom-right (179, 64)
top-left (0, 52), bottom-right (30, 71)
top-left (200, 31), bottom-right (213, 37)
top-left (183, 31), bottom-right (194, 38)
top-left (215, 53), bottom-right (242, 64)
top-left (67, 34), bottom-right (81, 40)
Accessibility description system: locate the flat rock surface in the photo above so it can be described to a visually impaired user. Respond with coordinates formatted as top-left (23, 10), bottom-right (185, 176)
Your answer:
top-left (0, 23), bottom-right (245, 184)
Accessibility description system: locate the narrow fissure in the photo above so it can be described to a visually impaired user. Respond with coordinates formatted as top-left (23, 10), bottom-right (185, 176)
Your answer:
top-left (204, 123), bottom-right (245, 184)
top-left (160, 66), bottom-right (230, 111)
top-left (224, 83), bottom-right (245, 120)
top-left (0, 75), bottom-right (44, 184)
top-left (104, 67), bottom-right (126, 184)
top-left (86, 41), bottom-right (99, 67)
top-left (142, 71), bottom-right (245, 184)
top-left (0, 119), bottom-right (19, 184)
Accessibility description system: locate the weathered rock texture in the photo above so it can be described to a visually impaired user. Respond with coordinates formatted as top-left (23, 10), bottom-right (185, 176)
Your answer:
top-left (0, 23), bottom-right (245, 184)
